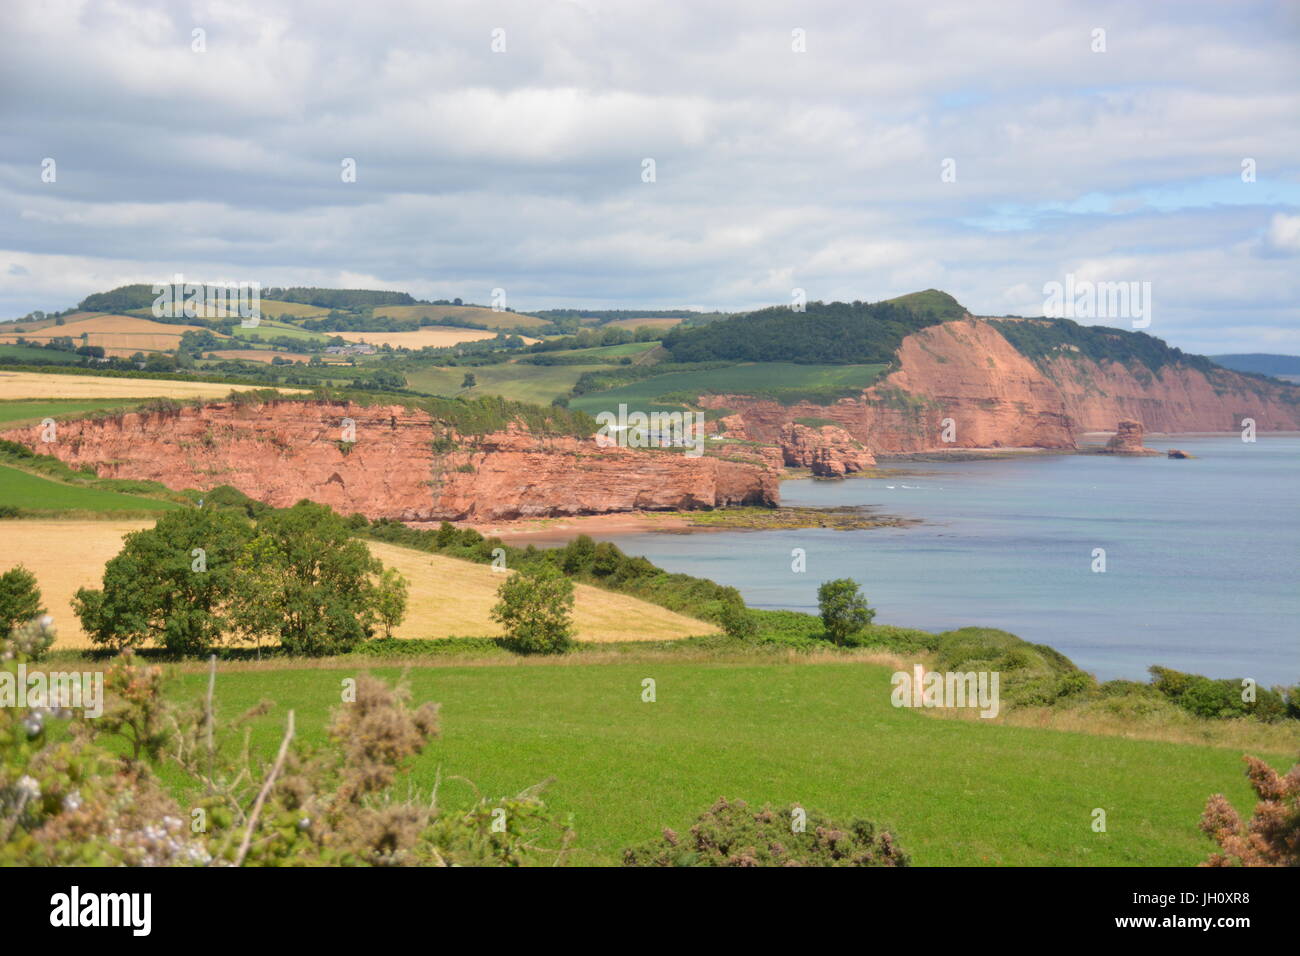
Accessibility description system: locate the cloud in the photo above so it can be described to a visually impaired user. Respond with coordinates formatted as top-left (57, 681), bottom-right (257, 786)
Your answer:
top-left (0, 0), bottom-right (1295, 353)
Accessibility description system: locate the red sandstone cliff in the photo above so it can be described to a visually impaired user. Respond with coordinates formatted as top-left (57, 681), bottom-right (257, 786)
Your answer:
top-left (700, 319), bottom-right (1300, 454)
top-left (1, 400), bottom-right (780, 520)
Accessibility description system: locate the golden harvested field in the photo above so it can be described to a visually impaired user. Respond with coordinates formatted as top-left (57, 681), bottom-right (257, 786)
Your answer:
top-left (0, 371), bottom-right (306, 401)
top-left (0, 520), bottom-right (153, 648)
top-left (3, 522), bottom-right (715, 649)
top-left (0, 313), bottom-right (211, 353)
top-left (372, 304), bottom-right (549, 330)
top-left (367, 541), bottom-right (717, 642)
top-left (336, 327), bottom-right (538, 349)
top-left (602, 317), bottom-right (686, 331)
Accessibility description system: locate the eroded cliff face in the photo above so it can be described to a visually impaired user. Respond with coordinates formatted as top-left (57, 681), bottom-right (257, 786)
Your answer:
top-left (702, 319), bottom-right (1300, 453)
top-left (2, 400), bottom-right (780, 520)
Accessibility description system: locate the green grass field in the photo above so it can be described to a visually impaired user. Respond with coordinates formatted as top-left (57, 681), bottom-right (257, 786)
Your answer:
top-left (0, 345), bottom-right (82, 364)
top-left (156, 657), bottom-right (1281, 866)
top-left (405, 362), bottom-right (610, 405)
top-left (0, 463), bottom-right (179, 513)
top-left (231, 319), bottom-right (330, 344)
top-left (542, 342), bottom-right (659, 360)
top-left (0, 398), bottom-right (144, 426)
top-left (571, 362), bottom-right (889, 416)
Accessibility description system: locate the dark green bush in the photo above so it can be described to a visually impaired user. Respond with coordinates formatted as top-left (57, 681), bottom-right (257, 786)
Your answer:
top-left (623, 797), bottom-right (909, 867)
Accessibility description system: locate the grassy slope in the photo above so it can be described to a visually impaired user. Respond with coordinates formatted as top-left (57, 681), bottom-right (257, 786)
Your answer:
top-left (0, 467), bottom-right (179, 515)
top-left (0, 398), bottom-right (147, 426)
top-left (159, 658), bottom-right (1284, 866)
top-left (231, 319), bottom-right (330, 344)
top-left (0, 345), bottom-right (82, 364)
top-left (570, 362), bottom-right (888, 416)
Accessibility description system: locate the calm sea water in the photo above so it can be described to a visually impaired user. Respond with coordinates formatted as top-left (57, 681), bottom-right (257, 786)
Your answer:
top-left (603, 436), bottom-right (1299, 684)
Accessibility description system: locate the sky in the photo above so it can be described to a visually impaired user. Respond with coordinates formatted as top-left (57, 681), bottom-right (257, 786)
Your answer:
top-left (1, 0), bottom-right (1298, 355)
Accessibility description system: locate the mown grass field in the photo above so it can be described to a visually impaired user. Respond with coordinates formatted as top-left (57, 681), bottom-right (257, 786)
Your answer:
top-left (154, 657), bottom-right (1285, 866)
top-left (570, 362), bottom-right (889, 415)
top-left (405, 362), bottom-right (609, 405)
top-left (231, 319), bottom-right (330, 344)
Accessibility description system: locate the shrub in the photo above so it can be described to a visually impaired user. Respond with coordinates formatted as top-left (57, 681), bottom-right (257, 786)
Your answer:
top-left (622, 797), bottom-right (909, 867)
top-left (1150, 666), bottom-right (1288, 722)
top-left (717, 602), bottom-right (758, 641)
top-left (1200, 754), bottom-right (1300, 866)
top-left (491, 565), bottom-right (575, 654)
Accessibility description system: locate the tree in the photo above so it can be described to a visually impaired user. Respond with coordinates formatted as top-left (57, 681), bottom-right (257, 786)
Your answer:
top-left (491, 565), bottom-right (575, 654)
top-left (375, 568), bottom-right (409, 638)
top-left (817, 578), bottom-right (874, 645)
top-left (229, 501), bottom-right (390, 656)
top-left (461, 372), bottom-right (477, 389)
top-left (0, 565), bottom-right (45, 634)
top-left (73, 508), bottom-right (253, 655)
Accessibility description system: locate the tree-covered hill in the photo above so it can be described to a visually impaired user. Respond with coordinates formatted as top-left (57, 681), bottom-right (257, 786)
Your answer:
top-left (661, 292), bottom-right (965, 365)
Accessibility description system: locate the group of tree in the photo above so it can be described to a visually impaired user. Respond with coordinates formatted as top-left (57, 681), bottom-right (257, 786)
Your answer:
top-left (72, 501), bottom-right (408, 657)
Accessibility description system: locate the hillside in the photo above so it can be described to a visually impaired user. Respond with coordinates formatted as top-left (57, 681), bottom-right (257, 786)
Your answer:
top-left (660, 293), bottom-right (964, 364)
top-left (693, 316), bottom-right (1300, 452)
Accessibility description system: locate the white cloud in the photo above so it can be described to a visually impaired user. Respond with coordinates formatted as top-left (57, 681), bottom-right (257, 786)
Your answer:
top-left (0, 0), bottom-right (1295, 352)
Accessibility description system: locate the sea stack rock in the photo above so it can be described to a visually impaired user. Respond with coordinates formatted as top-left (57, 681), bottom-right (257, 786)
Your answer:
top-left (779, 422), bottom-right (876, 477)
top-left (1166, 448), bottom-right (1193, 459)
top-left (1103, 419), bottom-right (1160, 456)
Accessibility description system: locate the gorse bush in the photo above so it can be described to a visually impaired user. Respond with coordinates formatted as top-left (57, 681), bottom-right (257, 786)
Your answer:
top-left (622, 797), bottom-right (909, 867)
top-left (0, 634), bottom-right (574, 866)
top-left (1200, 754), bottom-right (1300, 867)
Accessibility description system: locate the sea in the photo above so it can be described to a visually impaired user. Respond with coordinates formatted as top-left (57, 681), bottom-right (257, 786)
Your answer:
top-left (599, 435), bottom-right (1299, 685)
